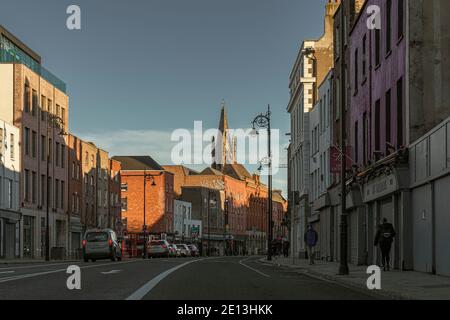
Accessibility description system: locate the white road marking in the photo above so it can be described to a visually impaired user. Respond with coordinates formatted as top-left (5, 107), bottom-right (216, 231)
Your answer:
top-left (101, 270), bottom-right (122, 275)
top-left (0, 271), bottom-right (15, 275)
top-left (239, 257), bottom-right (270, 278)
top-left (126, 259), bottom-right (206, 300)
top-left (0, 260), bottom-right (138, 284)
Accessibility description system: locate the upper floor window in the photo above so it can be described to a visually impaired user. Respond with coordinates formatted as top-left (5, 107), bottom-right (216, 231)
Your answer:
top-left (386, 0), bottom-right (392, 53)
top-left (398, 0), bottom-right (404, 39)
top-left (24, 84), bottom-right (30, 113)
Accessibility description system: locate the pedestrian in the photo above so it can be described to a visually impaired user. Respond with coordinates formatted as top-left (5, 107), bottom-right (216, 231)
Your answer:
top-left (304, 224), bottom-right (318, 265)
top-left (374, 218), bottom-right (396, 271)
top-left (283, 241), bottom-right (290, 258)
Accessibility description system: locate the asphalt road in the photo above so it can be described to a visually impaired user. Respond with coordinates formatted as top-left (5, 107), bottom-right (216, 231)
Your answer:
top-left (0, 256), bottom-right (377, 300)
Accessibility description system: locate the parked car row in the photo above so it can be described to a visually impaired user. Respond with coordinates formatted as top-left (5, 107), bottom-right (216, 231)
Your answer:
top-left (82, 229), bottom-right (200, 262)
top-left (149, 240), bottom-right (199, 258)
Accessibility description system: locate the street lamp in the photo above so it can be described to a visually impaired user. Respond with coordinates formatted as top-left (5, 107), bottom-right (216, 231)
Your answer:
top-left (207, 191), bottom-right (217, 257)
top-left (45, 114), bottom-right (66, 262)
top-left (142, 170), bottom-right (163, 259)
top-left (251, 105), bottom-right (273, 261)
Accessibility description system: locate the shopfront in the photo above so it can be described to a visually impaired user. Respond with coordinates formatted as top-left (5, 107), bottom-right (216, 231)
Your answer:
top-left (0, 210), bottom-right (20, 259)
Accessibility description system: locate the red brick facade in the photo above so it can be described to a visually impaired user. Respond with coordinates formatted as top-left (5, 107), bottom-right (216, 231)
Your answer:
top-left (120, 170), bottom-right (174, 235)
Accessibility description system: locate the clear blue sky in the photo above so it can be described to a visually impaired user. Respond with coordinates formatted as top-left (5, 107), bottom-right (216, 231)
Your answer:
top-left (0, 0), bottom-right (328, 193)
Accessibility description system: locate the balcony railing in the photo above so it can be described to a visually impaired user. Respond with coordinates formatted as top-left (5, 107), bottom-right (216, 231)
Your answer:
top-left (0, 48), bottom-right (67, 93)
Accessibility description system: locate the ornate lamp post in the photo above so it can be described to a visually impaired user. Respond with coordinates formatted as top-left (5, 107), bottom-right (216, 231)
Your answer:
top-left (251, 105), bottom-right (273, 261)
top-left (142, 170), bottom-right (163, 259)
top-left (45, 114), bottom-right (66, 262)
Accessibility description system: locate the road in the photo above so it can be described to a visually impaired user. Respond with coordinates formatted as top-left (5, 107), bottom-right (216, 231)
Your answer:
top-left (0, 256), bottom-right (377, 300)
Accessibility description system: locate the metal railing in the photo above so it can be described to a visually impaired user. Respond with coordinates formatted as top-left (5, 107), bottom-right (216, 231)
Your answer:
top-left (0, 48), bottom-right (67, 93)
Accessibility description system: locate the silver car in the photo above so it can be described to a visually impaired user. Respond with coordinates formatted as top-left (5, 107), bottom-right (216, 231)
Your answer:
top-left (148, 240), bottom-right (170, 258)
top-left (178, 244), bottom-right (192, 257)
top-left (83, 229), bottom-right (122, 262)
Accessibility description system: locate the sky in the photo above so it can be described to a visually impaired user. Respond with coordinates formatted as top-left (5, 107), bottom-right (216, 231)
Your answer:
top-left (0, 0), bottom-right (328, 194)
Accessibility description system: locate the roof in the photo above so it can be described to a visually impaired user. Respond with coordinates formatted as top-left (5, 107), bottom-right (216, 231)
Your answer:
top-left (112, 156), bottom-right (164, 171)
top-left (223, 163), bottom-right (252, 181)
top-left (162, 165), bottom-right (199, 176)
top-left (200, 167), bottom-right (223, 176)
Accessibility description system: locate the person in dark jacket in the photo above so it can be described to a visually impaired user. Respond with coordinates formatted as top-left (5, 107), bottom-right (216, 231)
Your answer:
top-left (374, 218), bottom-right (396, 271)
top-left (304, 224), bottom-right (318, 265)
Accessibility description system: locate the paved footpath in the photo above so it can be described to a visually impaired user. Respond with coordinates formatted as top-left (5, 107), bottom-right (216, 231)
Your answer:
top-left (264, 256), bottom-right (450, 300)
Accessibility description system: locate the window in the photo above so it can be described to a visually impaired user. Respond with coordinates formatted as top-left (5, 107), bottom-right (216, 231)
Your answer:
top-left (397, 78), bottom-right (404, 148)
top-left (61, 108), bottom-right (66, 124)
top-left (375, 99), bottom-right (381, 152)
top-left (72, 162), bottom-right (75, 179)
top-left (47, 99), bottom-right (52, 114)
top-left (24, 84), bottom-right (30, 113)
top-left (41, 135), bottom-right (46, 161)
top-left (41, 96), bottom-right (46, 121)
top-left (386, 0), bottom-right (392, 53)
top-left (386, 89), bottom-right (392, 144)
top-left (24, 169), bottom-right (30, 202)
top-left (354, 49), bottom-right (358, 93)
top-left (24, 127), bottom-right (30, 156)
top-left (32, 171), bottom-right (37, 204)
top-left (61, 146), bottom-right (65, 168)
top-left (122, 198), bottom-right (128, 211)
top-left (49, 139), bottom-right (52, 163)
top-left (10, 134), bottom-right (14, 160)
top-left (7, 179), bottom-right (13, 209)
top-left (48, 177), bottom-right (52, 208)
top-left (362, 34), bottom-right (367, 78)
top-left (56, 104), bottom-right (61, 117)
top-left (121, 183), bottom-right (128, 192)
top-left (55, 179), bottom-right (60, 209)
top-left (364, 112), bottom-right (369, 162)
top-left (354, 121), bottom-right (359, 164)
top-left (0, 128), bottom-right (3, 156)
top-left (398, 0), bottom-right (404, 39)
top-left (32, 90), bottom-right (38, 116)
top-left (61, 181), bottom-right (65, 210)
top-left (55, 142), bottom-right (60, 167)
top-left (41, 175), bottom-right (46, 206)
top-left (375, 28), bottom-right (381, 66)
top-left (32, 131), bottom-right (37, 158)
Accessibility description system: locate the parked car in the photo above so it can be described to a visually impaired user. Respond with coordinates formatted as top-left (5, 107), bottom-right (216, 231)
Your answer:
top-left (148, 240), bottom-right (170, 258)
top-left (171, 244), bottom-right (182, 257)
top-left (83, 229), bottom-right (122, 262)
top-left (168, 244), bottom-right (178, 257)
top-left (187, 244), bottom-right (200, 257)
top-left (178, 244), bottom-right (192, 257)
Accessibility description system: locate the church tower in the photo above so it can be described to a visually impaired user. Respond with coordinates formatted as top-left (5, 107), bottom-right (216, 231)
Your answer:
top-left (211, 100), bottom-right (235, 171)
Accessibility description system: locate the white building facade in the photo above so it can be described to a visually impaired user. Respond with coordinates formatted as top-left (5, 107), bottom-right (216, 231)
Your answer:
top-left (308, 70), bottom-right (334, 261)
top-left (0, 120), bottom-right (20, 259)
top-left (287, 40), bottom-right (315, 258)
top-left (174, 200), bottom-right (201, 242)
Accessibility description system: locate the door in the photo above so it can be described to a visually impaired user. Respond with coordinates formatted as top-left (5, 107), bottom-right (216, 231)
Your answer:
top-left (5, 223), bottom-right (15, 258)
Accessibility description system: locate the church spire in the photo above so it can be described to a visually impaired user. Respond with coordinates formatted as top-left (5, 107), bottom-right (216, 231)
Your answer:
top-left (211, 100), bottom-right (235, 171)
top-left (218, 99), bottom-right (229, 134)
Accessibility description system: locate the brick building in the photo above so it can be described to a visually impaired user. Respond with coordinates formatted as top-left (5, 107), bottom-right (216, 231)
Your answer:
top-left (1, 26), bottom-right (69, 259)
top-left (68, 134), bottom-right (83, 258)
top-left (113, 156), bottom-right (174, 237)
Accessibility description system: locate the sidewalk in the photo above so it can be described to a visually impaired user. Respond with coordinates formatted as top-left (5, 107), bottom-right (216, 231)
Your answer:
top-left (0, 259), bottom-right (81, 266)
top-left (261, 256), bottom-right (450, 300)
